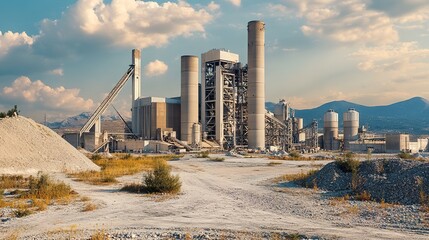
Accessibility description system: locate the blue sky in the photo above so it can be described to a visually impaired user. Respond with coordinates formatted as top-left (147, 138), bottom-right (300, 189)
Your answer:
top-left (1, 0), bottom-right (429, 122)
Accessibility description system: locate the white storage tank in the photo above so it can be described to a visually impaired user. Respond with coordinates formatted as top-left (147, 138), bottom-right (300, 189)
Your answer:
top-left (323, 109), bottom-right (338, 150)
top-left (343, 108), bottom-right (359, 150)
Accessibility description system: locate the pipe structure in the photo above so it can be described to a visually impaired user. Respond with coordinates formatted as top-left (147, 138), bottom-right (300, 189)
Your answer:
top-left (181, 55), bottom-right (199, 144)
top-left (132, 49), bottom-right (141, 136)
top-left (247, 20), bottom-right (265, 150)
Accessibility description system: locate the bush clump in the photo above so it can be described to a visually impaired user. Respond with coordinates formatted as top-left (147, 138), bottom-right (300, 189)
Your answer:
top-left (195, 151), bottom-right (210, 158)
top-left (27, 174), bottom-right (72, 201)
top-left (398, 151), bottom-right (415, 160)
top-left (144, 160), bottom-right (181, 194)
top-left (122, 160), bottom-right (181, 194)
top-left (335, 152), bottom-right (360, 173)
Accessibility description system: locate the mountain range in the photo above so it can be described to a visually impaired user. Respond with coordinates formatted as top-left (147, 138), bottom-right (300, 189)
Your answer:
top-left (46, 112), bottom-right (123, 129)
top-left (49, 97), bottom-right (429, 135)
top-left (266, 97), bottom-right (429, 135)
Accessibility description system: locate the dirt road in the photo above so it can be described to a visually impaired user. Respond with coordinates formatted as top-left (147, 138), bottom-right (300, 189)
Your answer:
top-left (1, 155), bottom-right (428, 239)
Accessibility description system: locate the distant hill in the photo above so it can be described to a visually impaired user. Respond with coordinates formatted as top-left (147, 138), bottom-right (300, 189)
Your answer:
top-left (47, 112), bottom-right (125, 129)
top-left (266, 97), bottom-right (429, 135)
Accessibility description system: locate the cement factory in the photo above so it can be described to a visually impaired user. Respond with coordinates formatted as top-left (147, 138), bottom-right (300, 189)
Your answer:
top-left (63, 20), bottom-right (428, 155)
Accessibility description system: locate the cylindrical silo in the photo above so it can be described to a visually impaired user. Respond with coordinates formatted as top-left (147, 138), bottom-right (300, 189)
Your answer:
top-left (343, 108), bottom-right (359, 150)
top-left (247, 20), bottom-right (265, 150)
top-left (323, 109), bottom-right (339, 150)
top-left (181, 55), bottom-right (199, 144)
top-left (192, 123), bottom-right (201, 146)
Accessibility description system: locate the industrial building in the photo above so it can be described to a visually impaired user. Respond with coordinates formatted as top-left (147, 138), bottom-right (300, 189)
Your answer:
top-left (63, 20), bottom-right (320, 153)
top-left (321, 108), bottom-right (428, 153)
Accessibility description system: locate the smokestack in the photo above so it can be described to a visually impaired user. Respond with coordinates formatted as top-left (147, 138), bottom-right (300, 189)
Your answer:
top-left (247, 20), bottom-right (265, 150)
top-left (132, 49), bottom-right (141, 136)
top-left (181, 55), bottom-right (199, 144)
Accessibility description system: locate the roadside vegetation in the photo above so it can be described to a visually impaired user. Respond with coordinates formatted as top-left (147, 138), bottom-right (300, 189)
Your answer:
top-left (69, 154), bottom-right (176, 185)
top-left (0, 173), bottom-right (75, 218)
top-left (274, 169), bottom-right (319, 188)
top-left (208, 157), bottom-right (225, 162)
top-left (195, 151), bottom-right (210, 158)
top-left (122, 159), bottom-right (181, 194)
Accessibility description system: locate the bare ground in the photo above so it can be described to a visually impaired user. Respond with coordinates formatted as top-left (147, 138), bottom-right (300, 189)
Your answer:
top-left (1, 155), bottom-right (428, 239)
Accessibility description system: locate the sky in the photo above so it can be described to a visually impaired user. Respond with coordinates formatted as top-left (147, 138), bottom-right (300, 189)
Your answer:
top-left (1, 0), bottom-right (429, 122)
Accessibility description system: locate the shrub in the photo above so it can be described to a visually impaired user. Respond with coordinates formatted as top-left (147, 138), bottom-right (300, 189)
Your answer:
top-left (195, 151), bottom-right (210, 158)
top-left (335, 158), bottom-right (360, 173)
top-left (26, 174), bottom-right (72, 201)
top-left (288, 151), bottom-right (301, 159)
top-left (354, 191), bottom-right (371, 201)
top-left (398, 151), bottom-right (414, 160)
top-left (209, 157), bottom-right (225, 162)
top-left (82, 202), bottom-right (98, 212)
top-left (13, 209), bottom-right (32, 218)
top-left (143, 160), bottom-right (181, 194)
top-left (91, 154), bottom-right (102, 161)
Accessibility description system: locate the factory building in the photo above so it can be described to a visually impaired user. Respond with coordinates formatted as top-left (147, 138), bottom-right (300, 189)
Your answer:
top-left (71, 20), bottom-right (322, 153)
top-left (135, 97), bottom-right (181, 140)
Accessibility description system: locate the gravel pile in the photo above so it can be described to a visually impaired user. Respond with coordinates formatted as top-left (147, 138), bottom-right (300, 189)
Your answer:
top-left (0, 116), bottom-right (99, 175)
top-left (306, 159), bottom-right (429, 204)
top-left (23, 228), bottom-right (319, 240)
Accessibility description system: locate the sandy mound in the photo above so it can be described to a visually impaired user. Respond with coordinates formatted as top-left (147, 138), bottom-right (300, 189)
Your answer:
top-left (306, 159), bottom-right (429, 204)
top-left (0, 116), bottom-right (100, 175)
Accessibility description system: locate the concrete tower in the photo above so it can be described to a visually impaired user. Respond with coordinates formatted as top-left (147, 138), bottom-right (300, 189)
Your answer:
top-left (323, 109), bottom-right (339, 150)
top-left (132, 49), bottom-right (141, 136)
top-left (343, 108), bottom-right (359, 150)
top-left (181, 55), bottom-right (199, 144)
top-left (248, 20), bottom-right (265, 150)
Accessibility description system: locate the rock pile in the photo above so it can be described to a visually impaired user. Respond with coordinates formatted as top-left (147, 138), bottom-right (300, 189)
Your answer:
top-left (0, 116), bottom-right (99, 175)
top-left (306, 159), bottom-right (429, 205)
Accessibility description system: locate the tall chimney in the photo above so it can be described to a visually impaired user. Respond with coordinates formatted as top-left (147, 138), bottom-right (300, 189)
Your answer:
top-left (247, 20), bottom-right (265, 150)
top-left (132, 49), bottom-right (141, 136)
top-left (181, 55), bottom-right (199, 144)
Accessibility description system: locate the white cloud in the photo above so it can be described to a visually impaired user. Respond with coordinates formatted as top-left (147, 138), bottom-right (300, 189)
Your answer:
top-left (2, 76), bottom-right (94, 111)
top-left (48, 68), bottom-right (64, 76)
top-left (0, 31), bottom-right (34, 56)
top-left (226, 0), bottom-right (240, 7)
top-left (144, 60), bottom-right (169, 77)
top-left (352, 42), bottom-right (429, 72)
top-left (52, 0), bottom-right (213, 49)
top-left (207, 1), bottom-right (220, 12)
top-left (285, 0), bottom-right (398, 44)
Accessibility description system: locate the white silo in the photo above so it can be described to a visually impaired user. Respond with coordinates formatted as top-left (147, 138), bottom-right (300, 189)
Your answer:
top-left (247, 20), bottom-right (265, 150)
top-left (180, 55), bottom-right (199, 144)
top-left (323, 109), bottom-right (339, 150)
top-left (343, 108), bottom-right (359, 150)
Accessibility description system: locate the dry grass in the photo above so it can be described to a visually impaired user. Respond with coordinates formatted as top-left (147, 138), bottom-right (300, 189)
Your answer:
top-left (274, 169), bottom-right (319, 187)
top-left (80, 196), bottom-right (91, 202)
top-left (122, 160), bottom-right (181, 194)
top-left (208, 157), bottom-right (225, 162)
top-left (91, 229), bottom-right (110, 240)
top-left (329, 195), bottom-right (351, 206)
top-left (0, 174), bottom-right (74, 218)
top-left (69, 155), bottom-right (175, 185)
top-left (0, 175), bottom-right (29, 189)
top-left (82, 202), bottom-right (98, 212)
top-left (267, 161), bottom-right (282, 166)
top-left (380, 199), bottom-right (396, 209)
top-left (354, 191), bottom-right (372, 201)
